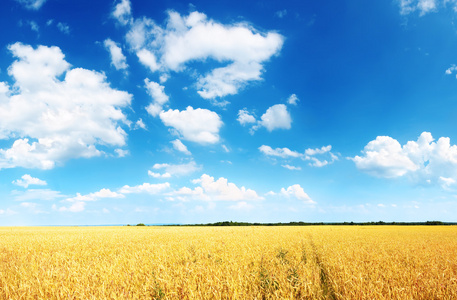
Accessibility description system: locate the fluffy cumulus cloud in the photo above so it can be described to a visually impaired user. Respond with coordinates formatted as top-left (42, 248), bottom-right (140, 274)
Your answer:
top-left (192, 174), bottom-right (263, 201)
top-left (239, 104), bottom-right (292, 133)
top-left (267, 184), bottom-right (315, 204)
top-left (169, 174), bottom-right (263, 202)
top-left (144, 79), bottom-right (169, 116)
top-left (104, 39), bottom-right (128, 71)
top-left (12, 174), bottom-right (47, 188)
top-left (351, 136), bottom-right (418, 178)
top-left (0, 43), bottom-right (132, 169)
top-left (398, 0), bottom-right (457, 16)
top-left (15, 0), bottom-right (47, 10)
top-left (281, 184), bottom-right (314, 203)
top-left (287, 94), bottom-right (299, 105)
top-left (121, 6), bottom-right (283, 101)
top-left (258, 104), bottom-right (292, 131)
top-left (159, 106), bottom-right (223, 144)
top-left (237, 109), bottom-right (257, 126)
top-left (351, 132), bottom-right (457, 185)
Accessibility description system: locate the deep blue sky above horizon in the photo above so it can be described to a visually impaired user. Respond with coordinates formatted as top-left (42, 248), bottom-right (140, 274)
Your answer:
top-left (1, 0), bottom-right (457, 225)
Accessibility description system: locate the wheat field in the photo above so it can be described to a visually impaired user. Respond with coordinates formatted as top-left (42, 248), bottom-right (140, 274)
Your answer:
top-left (0, 226), bottom-right (456, 299)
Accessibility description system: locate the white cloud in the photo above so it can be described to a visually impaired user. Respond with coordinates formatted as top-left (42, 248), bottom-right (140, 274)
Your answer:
top-left (12, 174), bottom-right (47, 188)
top-left (280, 184), bottom-right (315, 204)
top-left (59, 201), bottom-right (85, 213)
top-left (137, 49), bottom-right (159, 72)
top-left (119, 182), bottom-right (170, 194)
top-left (306, 157), bottom-right (331, 167)
top-left (351, 135), bottom-right (421, 178)
top-left (15, 0), bottom-right (47, 10)
top-left (0, 43), bottom-right (132, 169)
top-left (417, 0), bottom-right (438, 14)
top-left (171, 139), bottom-right (191, 155)
top-left (287, 94), bottom-right (299, 105)
top-left (260, 144), bottom-right (338, 168)
top-left (104, 39), bottom-right (128, 71)
top-left (145, 79), bottom-right (169, 117)
top-left (397, 0), bottom-right (455, 16)
top-left (241, 104), bottom-right (292, 133)
top-left (115, 149), bottom-right (129, 157)
top-left (191, 174), bottom-right (263, 201)
top-left (125, 10), bottom-right (283, 100)
top-left (0, 82), bottom-right (9, 102)
top-left (445, 64), bottom-right (457, 78)
top-left (151, 161), bottom-right (200, 177)
top-left (148, 171), bottom-right (172, 178)
top-left (57, 22), bottom-right (70, 34)
top-left (282, 164), bottom-right (301, 171)
top-left (65, 188), bottom-right (125, 203)
top-left (159, 106), bottom-right (222, 144)
top-left (304, 145), bottom-right (338, 167)
top-left (351, 132), bottom-right (457, 185)
top-left (134, 118), bottom-right (146, 130)
top-left (170, 186), bottom-right (205, 201)
top-left (159, 74), bottom-right (170, 83)
top-left (440, 176), bottom-right (456, 189)
top-left (305, 145), bottom-right (332, 156)
top-left (112, 0), bottom-right (132, 26)
top-left (258, 104), bottom-right (292, 132)
top-left (237, 109), bottom-right (257, 126)
top-left (169, 174), bottom-right (262, 202)
top-left (94, 188), bottom-right (124, 199)
top-left (259, 145), bottom-right (302, 158)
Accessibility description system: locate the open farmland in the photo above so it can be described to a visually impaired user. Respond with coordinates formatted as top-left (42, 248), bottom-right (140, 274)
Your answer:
top-left (0, 226), bottom-right (456, 299)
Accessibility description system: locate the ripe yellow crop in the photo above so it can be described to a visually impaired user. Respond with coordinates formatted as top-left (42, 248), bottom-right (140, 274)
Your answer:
top-left (0, 226), bottom-right (456, 299)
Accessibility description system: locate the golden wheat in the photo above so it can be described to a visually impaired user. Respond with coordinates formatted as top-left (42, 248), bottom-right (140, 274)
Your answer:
top-left (0, 226), bottom-right (456, 299)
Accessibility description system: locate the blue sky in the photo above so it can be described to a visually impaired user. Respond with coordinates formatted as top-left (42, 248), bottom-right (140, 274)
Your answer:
top-left (1, 0), bottom-right (457, 225)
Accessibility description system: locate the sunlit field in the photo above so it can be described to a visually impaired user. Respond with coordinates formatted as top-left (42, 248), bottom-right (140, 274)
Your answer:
top-left (0, 226), bottom-right (456, 299)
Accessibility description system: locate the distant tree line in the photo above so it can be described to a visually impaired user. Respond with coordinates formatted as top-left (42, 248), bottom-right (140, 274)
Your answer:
top-left (170, 220), bottom-right (454, 226)
top-left (126, 220), bottom-right (454, 226)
